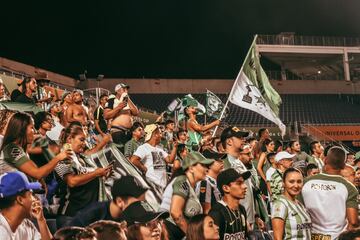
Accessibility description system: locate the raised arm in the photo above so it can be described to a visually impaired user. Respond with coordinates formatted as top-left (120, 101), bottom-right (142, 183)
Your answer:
top-left (188, 119), bottom-right (220, 133)
top-left (103, 102), bottom-right (126, 120)
top-left (18, 150), bottom-right (71, 180)
top-left (127, 98), bottom-right (139, 116)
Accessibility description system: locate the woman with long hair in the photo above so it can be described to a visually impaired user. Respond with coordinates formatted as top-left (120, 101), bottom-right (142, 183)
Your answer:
top-left (271, 167), bottom-right (312, 239)
top-left (0, 112), bottom-right (71, 179)
top-left (256, 138), bottom-right (275, 183)
top-left (186, 214), bottom-right (220, 240)
top-left (160, 152), bottom-right (214, 240)
top-left (55, 124), bottom-right (112, 226)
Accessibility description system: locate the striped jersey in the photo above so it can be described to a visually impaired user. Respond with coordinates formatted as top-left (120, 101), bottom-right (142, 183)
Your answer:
top-left (270, 170), bottom-right (283, 202)
top-left (196, 175), bottom-right (221, 207)
top-left (272, 195), bottom-right (312, 239)
top-left (300, 173), bottom-right (358, 239)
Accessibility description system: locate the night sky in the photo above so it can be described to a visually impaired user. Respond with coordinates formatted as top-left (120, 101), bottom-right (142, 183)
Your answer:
top-left (1, 0), bottom-right (360, 79)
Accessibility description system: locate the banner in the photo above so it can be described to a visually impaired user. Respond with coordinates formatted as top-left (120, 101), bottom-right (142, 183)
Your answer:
top-left (0, 101), bottom-right (44, 114)
top-left (88, 144), bottom-right (162, 210)
top-left (304, 125), bottom-right (360, 141)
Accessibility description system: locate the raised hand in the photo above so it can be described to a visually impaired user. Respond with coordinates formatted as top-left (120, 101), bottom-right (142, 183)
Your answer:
top-left (56, 149), bottom-right (73, 162)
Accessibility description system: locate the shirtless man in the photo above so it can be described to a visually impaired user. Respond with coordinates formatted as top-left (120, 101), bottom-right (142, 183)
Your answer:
top-left (104, 83), bottom-right (139, 151)
top-left (65, 90), bottom-right (87, 126)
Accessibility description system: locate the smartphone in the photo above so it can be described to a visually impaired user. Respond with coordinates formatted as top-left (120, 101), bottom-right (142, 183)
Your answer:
top-left (123, 96), bottom-right (128, 103)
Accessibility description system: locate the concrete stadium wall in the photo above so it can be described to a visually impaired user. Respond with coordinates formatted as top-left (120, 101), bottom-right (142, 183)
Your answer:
top-left (2, 57), bottom-right (360, 94)
top-left (87, 78), bottom-right (360, 94)
top-left (0, 57), bottom-right (76, 87)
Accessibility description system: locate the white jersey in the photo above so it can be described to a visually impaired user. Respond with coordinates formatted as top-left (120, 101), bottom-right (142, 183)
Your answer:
top-left (0, 213), bottom-right (41, 240)
top-left (133, 143), bottom-right (169, 188)
top-left (266, 167), bottom-right (276, 182)
top-left (301, 173), bottom-right (358, 239)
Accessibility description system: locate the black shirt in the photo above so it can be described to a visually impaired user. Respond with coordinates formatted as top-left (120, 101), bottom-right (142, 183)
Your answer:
top-left (15, 93), bottom-right (37, 104)
top-left (55, 155), bottom-right (100, 217)
top-left (94, 106), bottom-right (107, 134)
top-left (10, 89), bottom-right (22, 101)
top-left (209, 201), bottom-right (248, 240)
top-left (105, 98), bottom-right (116, 109)
top-left (70, 201), bottom-right (120, 227)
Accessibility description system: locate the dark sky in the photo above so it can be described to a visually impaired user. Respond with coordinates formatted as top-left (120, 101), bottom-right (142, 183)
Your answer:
top-left (1, 0), bottom-right (360, 79)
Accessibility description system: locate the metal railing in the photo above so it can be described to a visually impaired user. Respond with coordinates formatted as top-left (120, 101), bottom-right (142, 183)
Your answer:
top-left (265, 70), bottom-right (343, 81)
top-left (257, 34), bottom-right (360, 47)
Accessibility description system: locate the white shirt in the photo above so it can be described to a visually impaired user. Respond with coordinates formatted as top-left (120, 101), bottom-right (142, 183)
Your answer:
top-left (46, 122), bottom-right (64, 143)
top-left (301, 173), bottom-right (358, 239)
top-left (0, 213), bottom-right (41, 240)
top-left (134, 143), bottom-right (169, 188)
top-left (266, 167), bottom-right (276, 182)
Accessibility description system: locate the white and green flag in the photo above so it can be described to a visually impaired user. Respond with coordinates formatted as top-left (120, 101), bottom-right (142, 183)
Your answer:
top-left (228, 36), bottom-right (286, 136)
top-left (206, 90), bottom-right (226, 120)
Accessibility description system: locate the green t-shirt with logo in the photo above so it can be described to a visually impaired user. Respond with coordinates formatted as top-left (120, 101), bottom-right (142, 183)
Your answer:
top-left (2, 143), bottom-right (30, 168)
top-left (173, 175), bottom-right (203, 218)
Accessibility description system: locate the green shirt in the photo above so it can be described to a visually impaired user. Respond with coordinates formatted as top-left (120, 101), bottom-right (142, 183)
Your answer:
top-left (124, 138), bottom-right (141, 158)
top-left (2, 143), bottom-right (30, 168)
top-left (272, 195), bottom-right (312, 240)
top-left (308, 155), bottom-right (324, 172)
top-left (173, 175), bottom-right (203, 219)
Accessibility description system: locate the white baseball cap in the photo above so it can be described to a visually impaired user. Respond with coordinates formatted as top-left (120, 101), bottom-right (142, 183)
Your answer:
top-left (275, 151), bottom-right (295, 162)
top-left (114, 83), bottom-right (130, 92)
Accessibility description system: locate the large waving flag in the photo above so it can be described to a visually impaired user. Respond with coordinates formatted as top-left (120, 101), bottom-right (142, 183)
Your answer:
top-left (228, 36), bottom-right (286, 136)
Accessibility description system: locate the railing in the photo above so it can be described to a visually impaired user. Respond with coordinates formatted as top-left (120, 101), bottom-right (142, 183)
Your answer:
top-left (302, 124), bottom-right (355, 153)
top-left (257, 34), bottom-right (360, 47)
top-left (265, 70), bottom-right (343, 81)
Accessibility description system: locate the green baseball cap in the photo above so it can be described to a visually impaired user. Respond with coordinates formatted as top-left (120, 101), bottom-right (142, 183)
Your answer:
top-left (182, 152), bottom-right (214, 170)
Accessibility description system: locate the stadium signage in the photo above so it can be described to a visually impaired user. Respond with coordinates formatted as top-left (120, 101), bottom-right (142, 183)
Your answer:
top-left (306, 125), bottom-right (360, 141)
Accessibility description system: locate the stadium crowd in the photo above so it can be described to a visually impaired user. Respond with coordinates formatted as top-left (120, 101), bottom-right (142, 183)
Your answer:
top-left (0, 76), bottom-right (360, 240)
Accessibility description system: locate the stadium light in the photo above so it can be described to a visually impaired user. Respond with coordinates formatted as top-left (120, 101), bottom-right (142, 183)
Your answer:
top-left (79, 70), bottom-right (87, 81)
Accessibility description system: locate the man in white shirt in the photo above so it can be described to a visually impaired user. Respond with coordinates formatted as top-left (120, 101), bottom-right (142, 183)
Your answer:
top-left (0, 171), bottom-right (52, 240)
top-left (301, 146), bottom-right (359, 239)
top-left (130, 124), bottom-right (177, 191)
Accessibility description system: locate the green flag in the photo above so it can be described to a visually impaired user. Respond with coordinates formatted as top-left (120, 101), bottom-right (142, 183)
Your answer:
top-left (177, 94), bottom-right (205, 121)
top-left (229, 35), bottom-right (286, 135)
top-left (206, 90), bottom-right (226, 120)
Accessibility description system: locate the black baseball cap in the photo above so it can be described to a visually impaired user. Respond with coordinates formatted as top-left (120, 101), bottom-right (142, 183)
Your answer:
top-left (121, 201), bottom-right (169, 226)
top-left (220, 126), bottom-right (249, 144)
top-left (217, 168), bottom-right (251, 195)
top-left (202, 149), bottom-right (226, 161)
top-left (111, 176), bottom-right (148, 199)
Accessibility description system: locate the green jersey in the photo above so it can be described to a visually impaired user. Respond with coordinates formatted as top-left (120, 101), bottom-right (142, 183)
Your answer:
top-left (272, 195), bottom-right (312, 239)
top-left (124, 138), bottom-right (141, 158)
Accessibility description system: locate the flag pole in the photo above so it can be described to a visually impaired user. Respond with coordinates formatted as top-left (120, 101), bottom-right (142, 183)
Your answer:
top-left (212, 35), bottom-right (259, 137)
